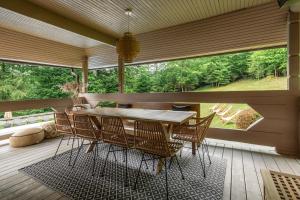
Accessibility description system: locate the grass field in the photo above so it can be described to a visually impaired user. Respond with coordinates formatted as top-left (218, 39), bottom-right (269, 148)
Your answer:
top-left (199, 76), bottom-right (287, 129)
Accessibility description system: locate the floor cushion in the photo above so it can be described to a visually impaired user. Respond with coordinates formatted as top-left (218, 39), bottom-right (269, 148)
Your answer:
top-left (9, 127), bottom-right (44, 147)
top-left (42, 122), bottom-right (60, 139)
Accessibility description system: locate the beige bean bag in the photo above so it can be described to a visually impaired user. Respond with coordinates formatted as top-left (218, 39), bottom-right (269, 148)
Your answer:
top-left (42, 122), bottom-right (60, 139)
top-left (9, 128), bottom-right (45, 147)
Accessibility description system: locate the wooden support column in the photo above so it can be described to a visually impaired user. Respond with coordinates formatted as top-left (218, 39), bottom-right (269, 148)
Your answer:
top-left (287, 10), bottom-right (300, 156)
top-left (118, 56), bottom-right (125, 93)
top-left (82, 56), bottom-right (88, 93)
top-left (288, 11), bottom-right (300, 92)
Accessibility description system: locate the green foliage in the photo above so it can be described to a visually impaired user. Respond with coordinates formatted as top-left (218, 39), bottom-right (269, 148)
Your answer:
top-left (0, 47), bottom-right (287, 109)
top-left (97, 101), bottom-right (117, 108)
top-left (248, 48), bottom-right (287, 79)
top-left (88, 68), bottom-right (118, 93)
top-left (0, 63), bottom-right (81, 116)
top-left (122, 48), bottom-right (286, 93)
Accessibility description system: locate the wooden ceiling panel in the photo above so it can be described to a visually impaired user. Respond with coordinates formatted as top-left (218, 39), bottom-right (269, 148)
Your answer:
top-left (0, 7), bottom-right (102, 48)
top-left (87, 2), bottom-right (287, 69)
top-left (29, 0), bottom-right (273, 37)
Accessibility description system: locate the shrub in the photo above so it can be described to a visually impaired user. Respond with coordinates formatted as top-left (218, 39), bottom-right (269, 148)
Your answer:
top-left (235, 108), bottom-right (260, 129)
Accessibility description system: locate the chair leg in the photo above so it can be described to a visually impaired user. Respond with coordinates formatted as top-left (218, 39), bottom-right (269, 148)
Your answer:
top-left (152, 155), bottom-right (155, 171)
top-left (72, 139), bottom-right (84, 168)
top-left (52, 135), bottom-right (64, 159)
top-left (111, 146), bottom-right (117, 162)
top-left (175, 155), bottom-right (185, 180)
top-left (168, 156), bottom-right (173, 169)
top-left (95, 142), bottom-right (99, 157)
top-left (101, 144), bottom-right (112, 177)
top-left (122, 150), bottom-right (125, 162)
top-left (67, 136), bottom-right (71, 146)
top-left (77, 137), bottom-right (80, 148)
top-left (134, 153), bottom-right (144, 190)
top-left (164, 158), bottom-right (169, 200)
top-left (92, 142), bottom-right (97, 176)
top-left (68, 136), bottom-right (75, 166)
top-left (179, 141), bottom-right (185, 158)
top-left (125, 148), bottom-right (128, 186)
top-left (197, 147), bottom-right (206, 178)
top-left (143, 160), bottom-right (149, 169)
top-left (204, 140), bottom-right (212, 165)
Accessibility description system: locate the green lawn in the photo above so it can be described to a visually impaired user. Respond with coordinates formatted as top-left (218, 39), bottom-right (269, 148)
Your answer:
top-left (197, 76), bottom-right (287, 92)
top-left (198, 76), bottom-right (287, 129)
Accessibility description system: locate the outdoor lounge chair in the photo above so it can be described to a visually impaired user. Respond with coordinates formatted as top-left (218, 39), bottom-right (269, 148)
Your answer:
top-left (213, 104), bottom-right (227, 113)
top-left (209, 104), bottom-right (220, 111)
top-left (221, 109), bottom-right (242, 124)
top-left (217, 105), bottom-right (232, 116)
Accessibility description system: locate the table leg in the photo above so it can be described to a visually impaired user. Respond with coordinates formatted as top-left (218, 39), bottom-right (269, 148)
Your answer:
top-left (86, 141), bottom-right (96, 153)
top-left (156, 158), bottom-right (165, 174)
top-left (192, 142), bottom-right (196, 155)
top-left (156, 124), bottom-right (173, 174)
top-left (85, 116), bottom-right (100, 153)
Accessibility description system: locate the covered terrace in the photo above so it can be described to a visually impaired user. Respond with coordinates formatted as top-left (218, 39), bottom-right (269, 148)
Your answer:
top-left (1, 0), bottom-right (300, 200)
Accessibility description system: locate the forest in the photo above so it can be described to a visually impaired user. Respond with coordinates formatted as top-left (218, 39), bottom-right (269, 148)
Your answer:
top-left (0, 47), bottom-right (287, 117)
top-left (89, 48), bottom-right (287, 94)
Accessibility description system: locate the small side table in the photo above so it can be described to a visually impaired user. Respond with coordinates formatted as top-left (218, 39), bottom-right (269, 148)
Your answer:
top-left (261, 169), bottom-right (300, 200)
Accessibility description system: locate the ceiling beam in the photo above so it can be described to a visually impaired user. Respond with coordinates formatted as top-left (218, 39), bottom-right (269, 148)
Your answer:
top-left (0, 0), bottom-right (117, 46)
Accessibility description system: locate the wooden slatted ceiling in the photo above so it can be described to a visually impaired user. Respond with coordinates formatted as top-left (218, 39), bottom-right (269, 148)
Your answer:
top-left (0, 7), bottom-right (101, 48)
top-left (87, 2), bottom-right (288, 69)
top-left (29, 0), bottom-right (273, 37)
top-left (0, 27), bottom-right (84, 68)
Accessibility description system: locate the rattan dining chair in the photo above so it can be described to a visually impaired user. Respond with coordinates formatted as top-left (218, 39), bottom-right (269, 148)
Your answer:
top-left (100, 115), bottom-right (135, 186)
top-left (133, 120), bottom-right (185, 200)
top-left (72, 114), bottom-right (101, 176)
top-left (53, 111), bottom-right (78, 165)
top-left (172, 112), bottom-right (215, 177)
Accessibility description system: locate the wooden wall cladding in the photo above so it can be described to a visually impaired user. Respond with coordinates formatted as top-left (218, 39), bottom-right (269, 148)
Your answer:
top-left (80, 91), bottom-right (299, 156)
top-left (0, 27), bottom-right (85, 67)
top-left (87, 2), bottom-right (288, 68)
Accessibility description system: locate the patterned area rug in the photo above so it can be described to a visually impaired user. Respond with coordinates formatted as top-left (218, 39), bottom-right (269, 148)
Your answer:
top-left (19, 143), bottom-right (226, 200)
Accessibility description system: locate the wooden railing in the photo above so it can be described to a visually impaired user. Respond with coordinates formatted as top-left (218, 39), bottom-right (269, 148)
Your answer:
top-left (0, 98), bottom-right (73, 112)
top-left (0, 91), bottom-right (299, 156)
top-left (80, 91), bottom-right (300, 156)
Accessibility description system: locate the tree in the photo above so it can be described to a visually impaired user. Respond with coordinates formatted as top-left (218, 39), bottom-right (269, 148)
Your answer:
top-left (249, 48), bottom-right (287, 79)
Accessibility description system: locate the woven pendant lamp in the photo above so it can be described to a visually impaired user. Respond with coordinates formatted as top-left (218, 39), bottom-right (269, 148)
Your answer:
top-left (116, 8), bottom-right (140, 63)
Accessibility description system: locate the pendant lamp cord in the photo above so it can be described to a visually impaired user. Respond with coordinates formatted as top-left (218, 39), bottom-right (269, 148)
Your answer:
top-left (127, 11), bottom-right (130, 32)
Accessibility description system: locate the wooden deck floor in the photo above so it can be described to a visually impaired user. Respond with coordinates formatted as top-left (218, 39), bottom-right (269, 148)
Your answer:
top-left (0, 138), bottom-right (300, 200)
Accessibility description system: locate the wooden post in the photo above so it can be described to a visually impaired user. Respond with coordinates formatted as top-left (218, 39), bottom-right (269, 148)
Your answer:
top-left (82, 56), bottom-right (88, 93)
top-left (287, 11), bottom-right (300, 92)
top-left (118, 56), bottom-right (125, 93)
top-left (287, 11), bottom-right (300, 156)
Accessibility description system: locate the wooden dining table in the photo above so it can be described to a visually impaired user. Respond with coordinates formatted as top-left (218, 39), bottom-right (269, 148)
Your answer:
top-left (73, 107), bottom-right (196, 173)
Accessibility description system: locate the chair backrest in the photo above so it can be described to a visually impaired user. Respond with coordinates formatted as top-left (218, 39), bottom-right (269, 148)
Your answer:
top-left (197, 112), bottom-right (215, 143)
top-left (54, 111), bottom-right (74, 135)
top-left (134, 120), bottom-right (170, 157)
top-left (101, 116), bottom-right (128, 147)
top-left (73, 114), bottom-right (99, 140)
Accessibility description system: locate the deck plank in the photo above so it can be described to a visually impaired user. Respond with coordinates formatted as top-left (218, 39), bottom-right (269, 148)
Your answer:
top-left (231, 147), bottom-right (246, 200)
top-left (0, 138), bottom-right (299, 200)
top-left (250, 146), bottom-right (266, 197)
top-left (222, 144), bottom-right (233, 200)
top-left (241, 146), bottom-right (262, 200)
